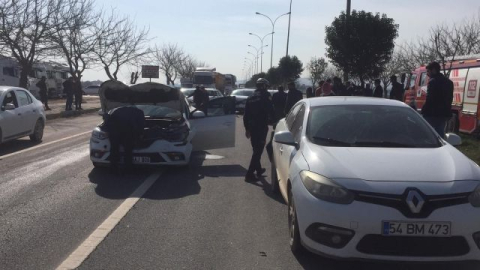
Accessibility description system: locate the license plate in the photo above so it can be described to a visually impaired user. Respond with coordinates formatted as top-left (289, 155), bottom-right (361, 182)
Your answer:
top-left (382, 221), bottom-right (451, 237)
top-left (133, 156), bottom-right (150, 163)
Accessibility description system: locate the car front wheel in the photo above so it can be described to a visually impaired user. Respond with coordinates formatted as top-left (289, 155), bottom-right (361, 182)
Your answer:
top-left (30, 119), bottom-right (44, 142)
top-left (288, 187), bottom-right (302, 253)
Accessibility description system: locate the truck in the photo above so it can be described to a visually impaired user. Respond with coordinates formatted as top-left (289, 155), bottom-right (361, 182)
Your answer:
top-left (0, 56), bottom-right (70, 98)
top-left (224, 74), bottom-right (237, 95)
top-left (404, 55), bottom-right (480, 134)
top-left (193, 67), bottom-right (226, 94)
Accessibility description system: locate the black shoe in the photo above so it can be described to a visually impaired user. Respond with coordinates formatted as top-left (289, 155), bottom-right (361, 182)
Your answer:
top-left (245, 174), bottom-right (258, 183)
top-left (256, 168), bottom-right (266, 177)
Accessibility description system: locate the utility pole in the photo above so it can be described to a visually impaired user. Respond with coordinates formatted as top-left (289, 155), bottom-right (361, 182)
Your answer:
top-left (286, 0), bottom-right (293, 57)
top-left (344, 0), bottom-right (351, 83)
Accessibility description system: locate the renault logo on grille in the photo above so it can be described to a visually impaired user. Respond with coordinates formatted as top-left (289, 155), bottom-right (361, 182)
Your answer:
top-left (406, 190), bottom-right (425, 214)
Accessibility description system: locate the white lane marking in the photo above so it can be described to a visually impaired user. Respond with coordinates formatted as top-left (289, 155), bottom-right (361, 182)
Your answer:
top-left (0, 131), bottom-right (91, 160)
top-left (56, 171), bottom-right (163, 270)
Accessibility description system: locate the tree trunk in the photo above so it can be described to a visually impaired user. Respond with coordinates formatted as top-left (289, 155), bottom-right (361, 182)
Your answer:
top-left (19, 69), bottom-right (29, 88)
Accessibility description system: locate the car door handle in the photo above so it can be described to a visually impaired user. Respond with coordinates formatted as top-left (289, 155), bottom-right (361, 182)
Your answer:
top-left (279, 147), bottom-right (283, 154)
top-left (17, 113), bottom-right (22, 116)
top-left (32, 110), bottom-right (36, 113)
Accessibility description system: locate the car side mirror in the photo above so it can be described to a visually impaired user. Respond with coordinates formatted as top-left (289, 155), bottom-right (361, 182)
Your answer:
top-left (192, 111), bottom-right (206, 119)
top-left (2, 103), bottom-right (16, 111)
top-left (274, 131), bottom-right (298, 149)
top-left (445, 133), bottom-right (462, 146)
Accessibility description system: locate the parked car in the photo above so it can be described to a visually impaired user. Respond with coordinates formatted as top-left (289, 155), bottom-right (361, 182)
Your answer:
top-left (230, 88), bottom-right (255, 113)
top-left (90, 81), bottom-right (236, 167)
top-left (181, 88), bottom-right (224, 107)
top-left (271, 96), bottom-right (480, 261)
top-left (0, 86), bottom-right (46, 144)
top-left (83, 85), bottom-right (101, 95)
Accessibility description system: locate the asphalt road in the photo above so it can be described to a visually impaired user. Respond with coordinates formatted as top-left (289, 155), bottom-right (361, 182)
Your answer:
top-left (1, 113), bottom-right (479, 270)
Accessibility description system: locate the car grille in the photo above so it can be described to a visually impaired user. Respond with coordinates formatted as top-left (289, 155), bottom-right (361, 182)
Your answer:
top-left (352, 189), bottom-right (470, 218)
top-left (357, 235), bottom-right (470, 257)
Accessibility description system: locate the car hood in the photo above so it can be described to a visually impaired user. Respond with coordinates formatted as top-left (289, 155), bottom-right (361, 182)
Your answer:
top-left (303, 141), bottom-right (480, 183)
top-left (99, 80), bottom-right (184, 113)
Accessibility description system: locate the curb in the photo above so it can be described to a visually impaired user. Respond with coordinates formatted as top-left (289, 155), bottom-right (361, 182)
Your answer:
top-left (46, 108), bottom-right (101, 120)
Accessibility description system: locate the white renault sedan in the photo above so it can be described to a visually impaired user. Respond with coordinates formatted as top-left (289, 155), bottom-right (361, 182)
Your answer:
top-left (272, 97), bottom-right (480, 261)
top-left (0, 86), bottom-right (46, 144)
top-left (90, 81), bottom-right (235, 167)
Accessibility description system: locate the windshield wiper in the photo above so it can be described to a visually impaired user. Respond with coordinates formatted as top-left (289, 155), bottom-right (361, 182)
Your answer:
top-left (353, 141), bottom-right (416, 148)
top-left (312, 136), bottom-right (352, 146)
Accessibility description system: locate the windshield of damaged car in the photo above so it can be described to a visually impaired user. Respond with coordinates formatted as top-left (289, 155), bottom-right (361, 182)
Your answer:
top-left (134, 105), bottom-right (182, 119)
top-left (307, 105), bottom-right (441, 148)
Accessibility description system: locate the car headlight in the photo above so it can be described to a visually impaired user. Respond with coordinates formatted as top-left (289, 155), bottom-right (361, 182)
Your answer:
top-left (92, 128), bottom-right (108, 140)
top-left (300, 171), bottom-right (354, 204)
top-left (469, 185), bottom-right (480, 207)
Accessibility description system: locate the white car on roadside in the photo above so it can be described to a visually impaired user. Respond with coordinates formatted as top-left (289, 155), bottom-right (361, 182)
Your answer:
top-left (271, 97), bottom-right (480, 262)
top-left (90, 81), bottom-right (236, 167)
top-left (0, 86), bottom-right (46, 144)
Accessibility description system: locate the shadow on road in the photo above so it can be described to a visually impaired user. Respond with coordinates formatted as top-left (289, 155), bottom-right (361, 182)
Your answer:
top-left (293, 247), bottom-right (480, 270)
top-left (0, 139), bottom-right (40, 157)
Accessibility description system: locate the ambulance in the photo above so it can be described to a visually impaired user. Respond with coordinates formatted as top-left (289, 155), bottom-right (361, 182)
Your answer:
top-left (404, 55), bottom-right (480, 134)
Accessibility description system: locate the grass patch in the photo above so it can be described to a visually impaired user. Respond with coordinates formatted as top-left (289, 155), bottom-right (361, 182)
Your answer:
top-left (457, 135), bottom-right (480, 165)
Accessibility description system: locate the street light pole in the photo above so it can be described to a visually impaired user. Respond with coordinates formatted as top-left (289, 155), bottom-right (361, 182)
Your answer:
top-left (250, 32), bottom-right (273, 73)
top-left (286, 0), bottom-right (293, 56)
top-left (247, 51), bottom-right (258, 74)
top-left (256, 12), bottom-right (290, 69)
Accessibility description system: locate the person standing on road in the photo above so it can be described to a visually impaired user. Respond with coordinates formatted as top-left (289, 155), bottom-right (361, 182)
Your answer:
top-left (105, 106), bottom-right (145, 172)
top-left (373, 79), bottom-right (384, 98)
top-left (63, 77), bottom-right (74, 111)
top-left (306, 87), bottom-right (314, 98)
top-left (421, 62), bottom-right (454, 138)
top-left (272, 86), bottom-right (288, 123)
top-left (333, 77), bottom-right (348, 96)
top-left (189, 86), bottom-right (208, 114)
top-left (36, 76), bottom-right (51, 110)
top-left (74, 79), bottom-right (83, 110)
top-left (243, 78), bottom-right (274, 182)
top-left (285, 81), bottom-right (303, 115)
top-left (315, 80), bottom-right (325, 97)
top-left (389, 75), bottom-right (405, 101)
top-left (318, 79), bottom-right (332, 97)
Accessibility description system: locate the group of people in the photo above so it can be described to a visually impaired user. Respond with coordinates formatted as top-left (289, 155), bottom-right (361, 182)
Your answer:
top-left (35, 76), bottom-right (83, 112)
top-left (304, 75), bottom-right (405, 102)
top-left (242, 61), bottom-right (454, 182)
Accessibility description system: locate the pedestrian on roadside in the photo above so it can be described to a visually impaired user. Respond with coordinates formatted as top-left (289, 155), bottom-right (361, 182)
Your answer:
top-left (74, 80), bottom-right (83, 110)
top-left (373, 79), bottom-right (384, 98)
top-left (189, 86), bottom-right (207, 114)
top-left (315, 80), bottom-right (325, 97)
top-left (319, 79), bottom-right (333, 97)
top-left (421, 62), bottom-right (454, 138)
top-left (389, 75), bottom-right (405, 102)
top-left (266, 85), bottom-right (288, 162)
top-left (243, 78), bottom-right (274, 182)
top-left (333, 77), bottom-right (348, 96)
top-left (36, 76), bottom-right (51, 110)
top-left (285, 81), bottom-right (303, 114)
top-left (306, 87), bottom-right (314, 98)
top-left (63, 77), bottom-right (74, 111)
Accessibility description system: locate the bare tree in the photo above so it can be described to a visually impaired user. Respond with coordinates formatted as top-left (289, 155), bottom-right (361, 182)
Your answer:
top-left (307, 57), bottom-right (328, 87)
top-left (175, 55), bottom-right (205, 81)
top-left (154, 44), bottom-right (185, 85)
top-left (0, 0), bottom-right (60, 87)
top-left (379, 52), bottom-right (403, 97)
top-left (49, 0), bottom-right (100, 84)
top-left (93, 12), bottom-right (150, 81)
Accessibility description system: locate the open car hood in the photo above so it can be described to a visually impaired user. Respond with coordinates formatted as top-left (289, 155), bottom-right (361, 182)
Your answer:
top-left (99, 81), bottom-right (184, 113)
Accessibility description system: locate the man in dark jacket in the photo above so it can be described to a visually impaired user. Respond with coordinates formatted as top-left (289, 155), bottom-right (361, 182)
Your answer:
top-left (189, 86), bottom-right (209, 114)
top-left (36, 76), bottom-right (51, 110)
top-left (373, 79), bottom-right (384, 98)
top-left (243, 78), bottom-right (274, 182)
top-left (63, 77), bottom-right (74, 111)
top-left (285, 81), bottom-right (303, 115)
top-left (421, 62), bottom-right (454, 138)
top-left (389, 75), bottom-right (404, 101)
top-left (272, 86), bottom-right (288, 123)
top-left (105, 106), bottom-right (145, 170)
top-left (333, 77), bottom-right (349, 96)
top-left (74, 80), bottom-right (83, 110)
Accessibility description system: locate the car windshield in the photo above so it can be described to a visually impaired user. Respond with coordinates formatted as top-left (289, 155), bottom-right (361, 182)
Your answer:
top-left (307, 105), bottom-right (441, 148)
top-left (133, 105), bottom-right (182, 119)
top-left (231, 90), bottom-right (254, 97)
top-left (182, 89), bottom-right (195, 96)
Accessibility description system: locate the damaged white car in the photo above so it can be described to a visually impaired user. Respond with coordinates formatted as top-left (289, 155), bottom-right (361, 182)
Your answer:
top-left (90, 81), bottom-right (236, 167)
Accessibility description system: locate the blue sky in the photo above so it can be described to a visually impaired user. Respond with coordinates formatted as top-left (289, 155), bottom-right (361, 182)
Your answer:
top-left (84, 0), bottom-right (480, 83)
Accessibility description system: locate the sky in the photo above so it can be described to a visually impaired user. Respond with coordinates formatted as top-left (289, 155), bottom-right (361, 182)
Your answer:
top-left (83, 0), bottom-right (480, 83)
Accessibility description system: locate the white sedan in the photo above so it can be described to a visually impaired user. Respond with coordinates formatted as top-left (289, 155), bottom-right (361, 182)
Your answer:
top-left (0, 86), bottom-right (46, 144)
top-left (271, 97), bottom-right (480, 261)
top-left (90, 81), bottom-right (236, 167)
